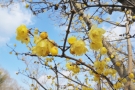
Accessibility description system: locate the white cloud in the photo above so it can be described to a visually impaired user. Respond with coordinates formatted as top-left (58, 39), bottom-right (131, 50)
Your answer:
top-left (37, 70), bottom-right (71, 89)
top-left (0, 3), bottom-right (34, 46)
top-left (38, 74), bottom-right (52, 84)
top-left (102, 25), bottom-right (125, 41)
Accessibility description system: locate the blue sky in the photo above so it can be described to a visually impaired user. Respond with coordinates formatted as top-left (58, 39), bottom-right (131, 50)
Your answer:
top-left (0, 2), bottom-right (60, 89)
top-left (0, 3), bottom-right (37, 89)
top-left (0, 2), bottom-right (71, 89)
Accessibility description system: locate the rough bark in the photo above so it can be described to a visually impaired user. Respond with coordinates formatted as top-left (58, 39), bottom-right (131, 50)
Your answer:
top-left (117, 0), bottom-right (135, 15)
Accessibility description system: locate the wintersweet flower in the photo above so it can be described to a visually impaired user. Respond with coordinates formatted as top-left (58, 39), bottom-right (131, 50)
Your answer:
top-left (66, 62), bottom-right (80, 74)
top-left (121, 78), bottom-right (127, 83)
top-left (25, 4), bottom-right (29, 8)
top-left (16, 25), bottom-right (28, 37)
top-left (34, 28), bottom-right (38, 34)
top-left (34, 35), bottom-right (42, 44)
top-left (70, 40), bottom-right (87, 55)
top-left (100, 47), bottom-right (107, 54)
top-left (115, 61), bottom-right (121, 66)
top-left (32, 39), bottom-right (50, 56)
top-left (72, 65), bottom-right (80, 74)
top-left (129, 73), bottom-right (134, 79)
top-left (68, 36), bottom-right (77, 45)
top-left (93, 74), bottom-right (100, 82)
top-left (50, 46), bottom-right (58, 56)
top-left (16, 25), bottom-right (30, 44)
top-left (90, 41), bottom-right (103, 50)
top-left (40, 32), bottom-right (48, 39)
top-left (89, 25), bottom-right (105, 42)
top-left (82, 86), bottom-right (93, 90)
top-left (66, 62), bottom-right (73, 70)
top-left (111, 54), bottom-right (114, 58)
top-left (113, 82), bottom-right (122, 89)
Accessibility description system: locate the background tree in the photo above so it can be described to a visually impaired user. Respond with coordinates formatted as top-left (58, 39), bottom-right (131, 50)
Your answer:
top-left (5, 0), bottom-right (135, 90)
top-left (0, 67), bottom-right (25, 90)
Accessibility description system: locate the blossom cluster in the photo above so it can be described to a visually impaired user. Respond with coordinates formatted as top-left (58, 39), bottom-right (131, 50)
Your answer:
top-left (68, 36), bottom-right (88, 56)
top-left (66, 62), bottom-right (80, 74)
top-left (16, 25), bottom-right (58, 57)
top-left (16, 25), bottom-right (30, 44)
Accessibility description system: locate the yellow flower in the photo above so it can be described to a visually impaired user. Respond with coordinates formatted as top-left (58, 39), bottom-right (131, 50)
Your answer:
top-left (48, 40), bottom-right (55, 53)
top-left (90, 41), bottom-right (103, 50)
top-left (16, 25), bottom-right (28, 37)
top-left (25, 4), bottom-right (29, 8)
top-left (47, 76), bottom-right (51, 79)
top-left (16, 25), bottom-right (30, 44)
top-left (132, 16), bottom-right (135, 19)
top-left (94, 60), bottom-right (100, 69)
top-left (93, 74), bottom-right (100, 82)
top-left (115, 61), bottom-right (121, 66)
top-left (9, 52), bottom-right (12, 54)
top-left (66, 62), bottom-right (73, 70)
top-left (79, 16), bottom-right (83, 21)
top-left (82, 86), bottom-right (93, 90)
top-left (105, 57), bottom-right (110, 62)
top-left (16, 35), bottom-right (30, 44)
top-left (70, 40), bottom-right (87, 55)
top-left (34, 35), bottom-right (42, 44)
top-left (40, 32), bottom-right (48, 39)
top-left (32, 39), bottom-right (49, 56)
top-left (113, 82), bottom-right (122, 89)
top-left (89, 25), bottom-right (105, 42)
top-left (100, 47), bottom-right (107, 54)
top-left (103, 69), bottom-right (109, 76)
top-left (102, 88), bottom-right (106, 90)
top-left (72, 65), bottom-right (80, 74)
top-left (110, 54), bottom-right (114, 58)
top-left (121, 78), bottom-right (127, 83)
top-left (50, 46), bottom-right (58, 56)
top-left (34, 28), bottom-right (38, 34)
top-left (68, 36), bottom-right (77, 45)
top-left (129, 73), bottom-right (134, 79)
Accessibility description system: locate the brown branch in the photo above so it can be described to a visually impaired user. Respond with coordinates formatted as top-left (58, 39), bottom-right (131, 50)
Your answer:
top-left (62, 10), bottom-right (74, 55)
top-left (54, 64), bottom-right (59, 90)
top-left (124, 10), bottom-right (133, 90)
top-left (57, 70), bottom-right (87, 87)
top-left (18, 71), bottom-right (47, 90)
top-left (31, 77), bottom-right (47, 90)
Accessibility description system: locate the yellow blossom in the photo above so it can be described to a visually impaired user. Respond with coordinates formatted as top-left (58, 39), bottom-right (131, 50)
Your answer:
top-left (47, 76), bottom-right (51, 79)
top-left (16, 25), bottom-right (28, 37)
top-left (132, 16), bottom-right (135, 19)
top-left (25, 4), bottom-right (29, 8)
top-left (40, 32), bottom-right (48, 39)
top-left (100, 47), bottom-right (107, 54)
top-left (16, 25), bottom-right (30, 44)
top-left (73, 65), bottom-right (80, 73)
top-left (50, 46), bottom-right (58, 56)
top-left (110, 54), bottom-right (114, 58)
top-left (113, 82), bottom-right (122, 89)
top-left (70, 40), bottom-right (87, 55)
top-left (89, 25), bottom-right (105, 42)
top-left (66, 62), bottom-right (73, 70)
top-left (129, 73), bottom-right (134, 79)
top-left (82, 86), bottom-right (93, 90)
top-left (115, 61), bottom-right (121, 66)
top-left (121, 78), bottom-right (127, 83)
top-left (68, 36), bottom-right (77, 45)
top-left (34, 28), bottom-right (38, 34)
top-left (32, 39), bottom-right (50, 56)
top-left (105, 57), bottom-right (110, 62)
top-left (90, 41), bottom-right (103, 50)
